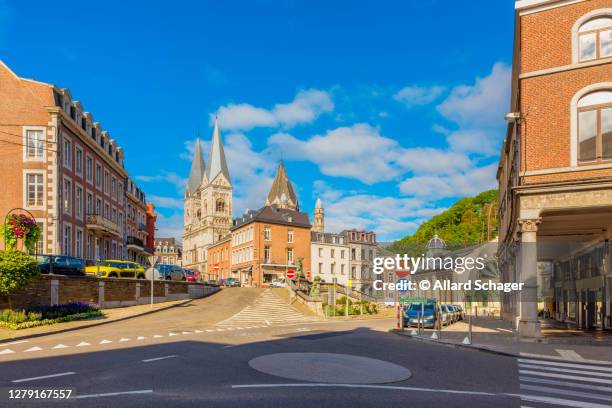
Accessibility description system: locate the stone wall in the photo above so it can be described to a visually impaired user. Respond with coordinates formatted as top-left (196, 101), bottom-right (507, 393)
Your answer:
top-left (0, 275), bottom-right (220, 310)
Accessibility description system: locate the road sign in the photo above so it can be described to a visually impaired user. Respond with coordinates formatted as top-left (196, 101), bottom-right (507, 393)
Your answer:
top-left (286, 269), bottom-right (296, 279)
top-left (396, 269), bottom-right (411, 278)
top-left (148, 255), bottom-right (159, 266)
top-left (397, 278), bottom-right (410, 294)
top-left (306, 270), bottom-right (311, 280)
top-left (211, 263), bottom-right (220, 271)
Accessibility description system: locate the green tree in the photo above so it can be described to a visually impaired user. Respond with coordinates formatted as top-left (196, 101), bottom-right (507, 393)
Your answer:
top-left (0, 250), bottom-right (40, 309)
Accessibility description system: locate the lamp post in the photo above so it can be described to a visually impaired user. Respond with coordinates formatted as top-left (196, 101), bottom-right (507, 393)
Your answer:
top-left (148, 255), bottom-right (159, 308)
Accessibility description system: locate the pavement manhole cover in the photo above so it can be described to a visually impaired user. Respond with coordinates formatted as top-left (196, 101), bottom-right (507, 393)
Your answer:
top-left (248, 353), bottom-right (412, 384)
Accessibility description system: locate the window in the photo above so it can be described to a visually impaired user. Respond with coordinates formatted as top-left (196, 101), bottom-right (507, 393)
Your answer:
top-left (287, 248), bottom-right (293, 265)
top-left (341, 250), bottom-right (345, 259)
top-left (318, 262), bottom-right (323, 274)
top-left (25, 129), bottom-right (44, 160)
top-left (76, 229), bottom-right (83, 258)
top-left (63, 224), bottom-right (72, 256)
top-left (75, 146), bottom-right (83, 175)
top-left (318, 248), bottom-right (323, 257)
top-left (287, 230), bottom-right (294, 243)
top-left (341, 264), bottom-right (345, 275)
top-left (111, 177), bottom-right (116, 199)
top-left (264, 246), bottom-right (271, 263)
top-left (86, 192), bottom-right (93, 215)
top-left (577, 90), bottom-right (612, 162)
top-left (264, 226), bottom-right (271, 241)
top-left (95, 164), bottom-right (101, 188)
top-left (86, 156), bottom-right (93, 182)
top-left (216, 199), bottom-right (225, 213)
top-left (75, 185), bottom-right (83, 219)
top-left (34, 222), bottom-right (44, 255)
top-left (63, 137), bottom-right (72, 168)
top-left (104, 170), bottom-right (110, 194)
top-left (63, 178), bottom-right (72, 214)
top-left (330, 249), bottom-right (335, 258)
top-left (578, 17), bottom-right (612, 62)
top-left (331, 263), bottom-right (335, 275)
top-left (26, 174), bottom-right (44, 207)
top-left (96, 198), bottom-right (101, 215)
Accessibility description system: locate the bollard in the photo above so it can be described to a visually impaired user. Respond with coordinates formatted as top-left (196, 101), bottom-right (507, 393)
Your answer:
top-left (468, 315), bottom-right (473, 344)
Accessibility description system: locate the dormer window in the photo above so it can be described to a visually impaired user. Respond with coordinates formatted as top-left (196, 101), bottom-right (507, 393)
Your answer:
top-left (81, 117), bottom-right (87, 130)
top-left (578, 17), bottom-right (612, 62)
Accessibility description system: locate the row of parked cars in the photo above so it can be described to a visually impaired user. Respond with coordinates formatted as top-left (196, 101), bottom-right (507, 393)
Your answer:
top-left (35, 255), bottom-right (202, 282)
top-left (403, 301), bottom-right (465, 328)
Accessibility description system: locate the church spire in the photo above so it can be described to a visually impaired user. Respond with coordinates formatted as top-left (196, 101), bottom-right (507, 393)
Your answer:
top-left (266, 161), bottom-right (299, 211)
top-left (186, 138), bottom-right (206, 193)
top-left (205, 116), bottom-right (231, 185)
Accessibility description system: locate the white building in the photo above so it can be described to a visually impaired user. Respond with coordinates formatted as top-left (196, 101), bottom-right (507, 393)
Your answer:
top-left (182, 118), bottom-right (232, 276)
top-left (311, 230), bottom-right (350, 286)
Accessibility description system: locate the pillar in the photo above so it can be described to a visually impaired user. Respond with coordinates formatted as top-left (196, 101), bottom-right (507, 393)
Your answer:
top-left (518, 218), bottom-right (541, 337)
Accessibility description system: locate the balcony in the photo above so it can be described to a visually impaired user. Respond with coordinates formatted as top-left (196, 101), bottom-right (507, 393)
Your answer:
top-left (138, 223), bottom-right (149, 234)
top-left (86, 214), bottom-right (120, 238)
top-left (127, 236), bottom-right (144, 251)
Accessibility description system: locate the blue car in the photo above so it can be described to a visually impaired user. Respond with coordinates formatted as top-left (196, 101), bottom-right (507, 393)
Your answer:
top-left (403, 302), bottom-right (438, 328)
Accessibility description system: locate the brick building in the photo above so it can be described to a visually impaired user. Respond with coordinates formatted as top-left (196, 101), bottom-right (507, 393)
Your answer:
top-left (230, 163), bottom-right (311, 286)
top-left (0, 59), bottom-right (154, 261)
top-left (497, 0), bottom-right (612, 336)
top-left (207, 235), bottom-right (231, 281)
top-left (154, 237), bottom-right (182, 266)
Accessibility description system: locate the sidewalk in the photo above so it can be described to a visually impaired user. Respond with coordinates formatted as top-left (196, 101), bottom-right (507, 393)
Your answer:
top-left (392, 316), bottom-right (612, 363)
top-left (0, 299), bottom-right (193, 343)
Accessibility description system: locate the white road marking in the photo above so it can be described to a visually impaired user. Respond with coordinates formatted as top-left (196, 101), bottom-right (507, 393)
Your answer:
top-left (137, 336), bottom-right (146, 340)
top-left (194, 330), bottom-right (203, 333)
top-left (518, 364), bottom-right (612, 378)
top-left (99, 340), bottom-right (112, 344)
top-left (52, 344), bottom-right (69, 349)
top-left (73, 389), bottom-right (153, 399)
top-left (119, 338), bottom-right (130, 342)
top-left (519, 376), bottom-right (612, 392)
top-left (520, 384), bottom-right (612, 403)
top-left (182, 331), bottom-right (192, 334)
top-left (168, 332), bottom-right (179, 336)
top-left (519, 352), bottom-right (612, 365)
top-left (216, 329), bottom-right (225, 332)
top-left (206, 329), bottom-right (215, 332)
top-left (24, 346), bottom-right (42, 352)
top-left (517, 393), bottom-right (611, 408)
top-left (496, 328), bottom-right (513, 333)
top-left (556, 349), bottom-right (583, 361)
top-left (0, 349), bottom-right (15, 354)
top-left (231, 383), bottom-right (502, 397)
top-left (12, 372), bottom-right (76, 383)
top-left (142, 355), bottom-right (177, 363)
top-left (518, 370), bottom-right (612, 385)
top-left (153, 335), bottom-right (163, 338)
top-left (518, 359), bottom-right (612, 372)
top-left (76, 342), bottom-right (90, 347)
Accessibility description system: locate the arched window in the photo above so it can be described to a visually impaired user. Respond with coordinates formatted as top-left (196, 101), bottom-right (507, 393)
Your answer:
top-left (577, 90), bottom-right (612, 163)
top-left (577, 16), bottom-right (612, 62)
top-left (216, 199), bottom-right (225, 213)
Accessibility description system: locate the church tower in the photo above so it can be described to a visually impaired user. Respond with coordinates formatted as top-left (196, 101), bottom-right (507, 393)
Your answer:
top-left (265, 162), bottom-right (299, 211)
top-left (183, 118), bottom-right (232, 276)
top-left (313, 198), bottom-right (324, 233)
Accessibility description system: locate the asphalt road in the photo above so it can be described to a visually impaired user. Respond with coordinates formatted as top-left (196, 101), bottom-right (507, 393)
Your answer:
top-left (0, 288), bottom-right (535, 407)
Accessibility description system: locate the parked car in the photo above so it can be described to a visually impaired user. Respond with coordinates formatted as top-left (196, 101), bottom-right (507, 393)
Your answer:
top-left (403, 302), bottom-right (437, 328)
top-left (36, 255), bottom-right (85, 276)
top-left (447, 305), bottom-right (461, 322)
top-left (439, 304), bottom-right (452, 326)
top-left (451, 304), bottom-right (465, 321)
top-left (154, 264), bottom-right (185, 281)
top-left (226, 278), bottom-right (241, 287)
top-left (206, 279), bottom-right (220, 286)
top-left (183, 269), bottom-right (198, 282)
top-left (85, 260), bottom-right (145, 279)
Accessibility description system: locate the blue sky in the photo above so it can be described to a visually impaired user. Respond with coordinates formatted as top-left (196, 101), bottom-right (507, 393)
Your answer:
top-left (1, 0), bottom-right (515, 241)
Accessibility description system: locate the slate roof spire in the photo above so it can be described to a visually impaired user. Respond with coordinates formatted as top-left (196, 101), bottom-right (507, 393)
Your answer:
top-left (186, 138), bottom-right (206, 193)
top-left (266, 161), bottom-right (299, 211)
top-left (205, 116), bottom-right (231, 184)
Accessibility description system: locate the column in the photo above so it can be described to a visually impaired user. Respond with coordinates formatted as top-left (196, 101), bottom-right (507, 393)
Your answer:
top-left (518, 218), bottom-right (541, 337)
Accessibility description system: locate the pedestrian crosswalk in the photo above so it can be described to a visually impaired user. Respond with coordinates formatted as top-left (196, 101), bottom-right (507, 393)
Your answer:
top-left (216, 289), bottom-right (320, 328)
top-left (516, 356), bottom-right (612, 407)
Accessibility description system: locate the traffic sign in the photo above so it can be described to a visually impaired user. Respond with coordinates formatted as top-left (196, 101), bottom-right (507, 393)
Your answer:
top-left (306, 270), bottom-right (311, 280)
top-left (396, 269), bottom-right (411, 278)
top-left (397, 278), bottom-right (410, 294)
top-left (286, 269), bottom-right (296, 279)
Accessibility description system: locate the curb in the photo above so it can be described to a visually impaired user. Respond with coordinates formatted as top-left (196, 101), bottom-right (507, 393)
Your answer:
top-left (0, 298), bottom-right (197, 344)
top-left (389, 329), bottom-right (520, 358)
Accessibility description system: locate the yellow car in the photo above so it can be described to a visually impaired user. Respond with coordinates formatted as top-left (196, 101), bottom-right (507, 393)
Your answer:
top-left (85, 260), bottom-right (146, 279)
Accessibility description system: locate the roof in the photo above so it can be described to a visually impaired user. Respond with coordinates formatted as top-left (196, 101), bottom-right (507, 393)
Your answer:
top-left (205, 117), bottom-right (231, 184)
top-left (232, 205), bottom-right (311, 230)
top-left (186, 138), bottom-right (206, 193)
top-left (265, 162), bottom-right (299, 210)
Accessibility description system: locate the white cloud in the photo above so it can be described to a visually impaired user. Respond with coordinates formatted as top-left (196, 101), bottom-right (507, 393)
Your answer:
top-left (155, 212), bottom-right (184, 241)
top-left (136, 172), bottom-right (187, 192)
top-left (269, 124), bottom-right (400, 184)
top-left (437, 62), bottom-right (511, 128)
top-left (394, 85), bottom-right (445, 108)
top-left (398, 163), bottom-right (498, 200)
top-left (215, 89), bottom-right (334, 131)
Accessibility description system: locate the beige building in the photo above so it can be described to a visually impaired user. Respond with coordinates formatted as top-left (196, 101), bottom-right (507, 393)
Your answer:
top-left (182, 118), bottom-right (232, 275)
top-left (343, 229), bottom-right (377, 294)
top-left (155, 237), bottom-right (182, 266)
top-left (497, 0), bottom-right (612, 336)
